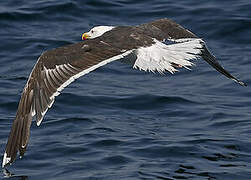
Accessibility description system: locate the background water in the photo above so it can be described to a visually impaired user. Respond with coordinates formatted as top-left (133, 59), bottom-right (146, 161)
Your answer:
top-left (0, 0), bottom-right (251, 179)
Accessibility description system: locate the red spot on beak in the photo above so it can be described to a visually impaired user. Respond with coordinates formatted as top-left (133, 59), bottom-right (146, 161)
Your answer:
top-left (82, 33), bottom-right (89, 40)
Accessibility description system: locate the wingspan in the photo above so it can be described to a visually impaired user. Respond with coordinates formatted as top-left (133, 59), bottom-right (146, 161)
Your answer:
top-left (2, 18), bottom-right (246, 168)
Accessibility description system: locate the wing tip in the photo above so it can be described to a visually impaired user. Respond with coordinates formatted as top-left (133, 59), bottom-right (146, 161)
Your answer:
top-left (233, 78), bottom-right (247, 87)
top-left (2, 152), bottom-right (11, 168)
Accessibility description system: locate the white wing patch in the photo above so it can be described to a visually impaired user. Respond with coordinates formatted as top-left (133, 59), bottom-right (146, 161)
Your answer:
top-left (133, 38), bottom-right (204, 74)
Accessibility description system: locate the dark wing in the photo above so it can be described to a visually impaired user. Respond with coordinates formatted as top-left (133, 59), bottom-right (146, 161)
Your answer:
top-left (137, 18), bottom-right (246, 86)
top-left (2, 36), bottom-right (141, 167)
top-left (137, 18), bottom-right (197, 40)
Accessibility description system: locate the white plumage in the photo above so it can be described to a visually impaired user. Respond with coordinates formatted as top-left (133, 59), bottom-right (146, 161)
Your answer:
top-left (134, 38), bottom-right (203, 73)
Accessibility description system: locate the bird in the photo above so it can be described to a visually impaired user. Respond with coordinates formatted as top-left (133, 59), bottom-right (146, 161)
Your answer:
top-left (2, 18), bottom-right (246, 168)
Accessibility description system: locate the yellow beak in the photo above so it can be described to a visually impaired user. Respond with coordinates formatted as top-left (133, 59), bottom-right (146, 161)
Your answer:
top-left (82, 33), bottom-right (90, 40)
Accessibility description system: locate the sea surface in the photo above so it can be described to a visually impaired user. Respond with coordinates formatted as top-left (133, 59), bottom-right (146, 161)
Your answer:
top-left (0, 0), bottom-right (251, 179)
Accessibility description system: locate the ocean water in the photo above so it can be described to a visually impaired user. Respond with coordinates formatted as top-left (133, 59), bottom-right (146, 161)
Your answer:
top-left (0, 0), bottom-right (251, 179)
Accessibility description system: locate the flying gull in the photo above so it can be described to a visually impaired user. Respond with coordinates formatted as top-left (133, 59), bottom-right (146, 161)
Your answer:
top-left (2, 18), bottom-right (246, 168)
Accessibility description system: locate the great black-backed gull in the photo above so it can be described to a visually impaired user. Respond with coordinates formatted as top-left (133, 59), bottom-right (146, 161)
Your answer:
top-left (2, 18), bottom-right (246, 168)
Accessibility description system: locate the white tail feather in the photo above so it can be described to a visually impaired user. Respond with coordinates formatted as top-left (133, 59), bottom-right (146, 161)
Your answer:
top-left (133, 38), bottom-right (204, 74)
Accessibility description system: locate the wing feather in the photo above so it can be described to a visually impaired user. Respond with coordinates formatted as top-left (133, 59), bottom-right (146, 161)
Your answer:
top-left (2, 40), bottom-right (131, 167)
top-left (2, 18), bottom-right (246, 168)
top-left (137, 19), bottom-right (245, 85)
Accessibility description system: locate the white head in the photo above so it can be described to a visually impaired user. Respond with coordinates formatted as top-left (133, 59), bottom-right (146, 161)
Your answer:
top-left (82, 26), bottom-right (115, 40)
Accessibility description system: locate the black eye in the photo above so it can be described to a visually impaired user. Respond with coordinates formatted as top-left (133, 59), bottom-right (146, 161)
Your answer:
top-left (91, 30), bottom-right (94, 33)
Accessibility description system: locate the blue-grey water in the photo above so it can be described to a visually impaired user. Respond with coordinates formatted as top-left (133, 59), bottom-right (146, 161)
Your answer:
top-left (0, 1), bottom-right (251, 179)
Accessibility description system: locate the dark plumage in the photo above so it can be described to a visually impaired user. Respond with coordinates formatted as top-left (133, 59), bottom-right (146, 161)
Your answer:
top-left (2, 18), bottom-right (246, 168)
